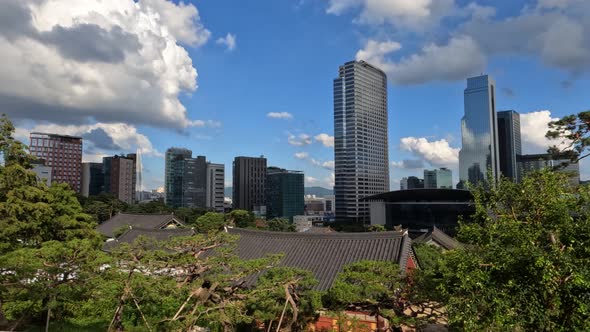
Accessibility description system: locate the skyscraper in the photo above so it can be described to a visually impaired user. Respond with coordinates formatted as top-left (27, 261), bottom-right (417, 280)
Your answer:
top-left (81, 162), bottom-right (104, 197)
top-left (232, 156), bottom-right (267, 213)
top-left (334, 60), bottom-right (389, 223)
top-left (182, 156), bottom-right (208, 208)
top-left (165, 148), bottom-right (192, 207)
top-left (29, 133), bottom-right (83, 192)
top-left (497, 110), bottom-right (522, 182)
top-left (103, 155), bottom-right (135, 204)
top-left (206, 162), bottom-right (225, 212)
top-left (459, 75), bottom-right (500, 186)
top-left (424, 168), bottom-right (453, 189)
top-left (266, 167), bottom-right (304, 221)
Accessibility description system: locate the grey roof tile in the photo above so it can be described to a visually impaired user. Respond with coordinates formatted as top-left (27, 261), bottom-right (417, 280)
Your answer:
top-left (97, 213), bottom-right (184, 238)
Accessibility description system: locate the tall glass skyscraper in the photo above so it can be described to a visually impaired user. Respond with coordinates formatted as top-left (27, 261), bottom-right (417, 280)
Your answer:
top-left (265, 167), bottom-right (304, 222)
top-left (497, 110), bottom-right (522, 182)
top-left (334, 60), bottom-right (389, 224)
top-left (459, 75), bottom-right (499, 187)
top-left (165, 147), bottom-right (192, 208)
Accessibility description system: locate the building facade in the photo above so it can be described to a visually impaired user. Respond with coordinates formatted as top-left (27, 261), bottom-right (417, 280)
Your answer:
top-left (206, 162), bottom-right (225, 212)
top-left (497, 110), bottom-right (522, 182)
top-left (232, 156), bottom-right (267, 212)
top-left (517, 154), bottom-right (580, 186)
top-left (266, 167), bottom-right (304, 221)
top-left (182, 156), bottom-right (208, 208)
top-left (424, 168), bottom-right (453, 189)
top-left (334, 60), bottom-right (389, 224)
top-left (459, 75), bottom-right (500, 186)
top-left (29, 133), bottom-right (82, 192)
top-left (81, 162), bottom-right (104, 197)
top-left (165, 148), bottom-right (192, 207)
top-left (400, 176), bottom-right (424, 190)
top-left (103, 155), bottom-right (135, 204)
top-left (31, 160), bottom-right (52, 185)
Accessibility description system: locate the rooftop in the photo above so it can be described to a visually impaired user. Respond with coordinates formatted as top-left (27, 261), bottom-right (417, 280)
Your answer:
top-left (97, 213), bottom-right (184, 238)
top-left (226, 228), bottom-right (412, 290)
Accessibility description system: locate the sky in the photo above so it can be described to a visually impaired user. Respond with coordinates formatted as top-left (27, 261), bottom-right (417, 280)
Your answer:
top-left (3, 0), bottom-right (590, 191)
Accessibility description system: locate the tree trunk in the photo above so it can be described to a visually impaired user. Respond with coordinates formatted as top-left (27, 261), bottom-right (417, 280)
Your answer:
top-left (45, 296), bottom-right (53, 332)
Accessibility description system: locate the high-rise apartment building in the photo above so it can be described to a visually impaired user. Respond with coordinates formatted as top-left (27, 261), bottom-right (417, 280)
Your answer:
top-left (165, 148), bottom-right (192, 207)
top-left (424, 168), bottom-right (453, 189)
top-left (497, 110), bottom-right (522, 182)
top-left (206, 163), bottom-right (225, 212)
top-left (103, 155), bottom-right (135, 204)
top-left (459, 75), bottom-right (500, 186)
top-left (232, 156), bottom-right (267, 213)
top-left (31, 160), bottom-right (52, 185)
top-left (81, 162), bottom-right (104, 197)
top-left (266, 167), bottom-right (304, 221)
top-left (29, 133), bottom-right (83, 192)
top-left (334, 60), bottom-right (389, 223)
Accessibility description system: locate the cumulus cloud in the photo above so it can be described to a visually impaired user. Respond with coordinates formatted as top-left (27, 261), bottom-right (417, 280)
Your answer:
top-left (17, 122), bottom-right (162, 161)
top-left (288, 133), bottom-right (312, 146)
top-left (305, 176), bottom-right (318, 186)
top-left (349, 1), bottom-right (590, 84)
top-left (326, 0), bottom-right (456, 30)
top-left (356, 37), bottom-right (486, 84)
top-left (314, 133), bottom-right (335, 147)
top-left (322, 161), bottom-right (335, 170)
top-left (294, 152), bottom-right (309, 159)
top-left (267, 112), bottom-right (293, 119)
top-left (0, 0), bottom-right (213, 129)
top-left (400, 137), bottom-right (459, 167)
top-left (216, 33), bottom-right (236, 51)
top-left (519, 110), bottom-right (573, 154)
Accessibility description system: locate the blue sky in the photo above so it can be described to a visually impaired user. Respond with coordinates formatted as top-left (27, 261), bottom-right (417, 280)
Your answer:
top-left (5, 0), bottom-right (590, 190)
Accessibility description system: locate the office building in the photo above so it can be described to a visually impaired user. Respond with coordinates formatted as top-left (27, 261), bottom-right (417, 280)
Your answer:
top-left (206, 163), bottom-right (225, 212)
top-left (29, 133), bottom-right (82, 192)
top-left (164, 147), bottom-right (211, 208)
top-left (103, 155), bottom-right (135, 204)
top-left (81, 162), bottom-right (104, 197)
top-left (400, 176), bottom-right (424, 190)
top-left (233, 156), bottom-right (267, 213)
top-left (497, 110), bottom-right (522, 181)
top-left (424, 168), bottom-right (453, 189)
top-left (517, 154), bottom-right (580, 186)
top-left (182, 156), bottom-right (208, 208)
top-left (266, 167), bottom-right (304, 221)
top-left (459, 75), bottom-right (500, 186)
top-left (333, 60), bottom-right (389, 224)
top-left (165, 148), bottom-right (193, 207)
top-left (31, 160), bottom-right (52, 185)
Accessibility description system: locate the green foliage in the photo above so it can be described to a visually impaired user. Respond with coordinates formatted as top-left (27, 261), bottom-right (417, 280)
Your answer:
top-left (438, 170), bottom-right (590, 331)
top-left (79, 193), bottom-right (128, 223)
top-left (174, 207), bottom-right (209, 225)
top-left (227, 209), bottom-right (256, 228)
top-left (413, 243), bottom-right (444, 271)
top-left (124, 200), bottom-right (172, 214)
top-left (326, 260), bottom-right (402, 309)
top-left (546, 110), bottom-right (590, 164)
top-left (368, 224), bottom-right (386, 232)
top-left (266, 218), bottom-right (296, 232)
top-left (194, 212), bottom-right (226, 233)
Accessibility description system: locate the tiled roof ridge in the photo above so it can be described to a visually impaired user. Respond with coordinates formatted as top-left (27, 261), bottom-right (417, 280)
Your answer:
top-left (226, 227), bottom-right (405, 239)
top-left (127, 226), bottom-right (194, 233)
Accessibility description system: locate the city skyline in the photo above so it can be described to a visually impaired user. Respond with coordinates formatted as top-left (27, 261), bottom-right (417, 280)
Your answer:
top-left (6, 0), bottom-right (590, 191)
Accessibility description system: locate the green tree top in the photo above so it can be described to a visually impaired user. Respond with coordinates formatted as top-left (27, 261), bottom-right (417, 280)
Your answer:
top-left (546, 110), bottom-right (590, 163)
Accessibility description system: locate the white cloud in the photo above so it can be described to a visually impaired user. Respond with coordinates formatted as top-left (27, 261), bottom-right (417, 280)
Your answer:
top-left (295, 152), bottom-right (309, 160)
top-left (391, 159), bottom-right (425, 169)
top-left (305, 176), bottom-right (319, 186)
top-left (17, 122), bottom-right (162, 160)
top-left (356, 36), bottom-right (486, 85)
top-left (400, 136), bottom-right (459, 167)
top-left (326, 0), bottom-right (455, 30)
top-left (322, 160), bottom-right (335, 170)
top-left (314, 133), bottom-right (335, 147)
top-left (288, 133), bottom-right (312, 146)
top-left (216, 33), bottom-right (236, 51)
top-left (0, 0), bottom-right (211, 128)
top-left (519, 110), bottom-right (573, 154)
top-left (267, 112), bottom-right (293, 120)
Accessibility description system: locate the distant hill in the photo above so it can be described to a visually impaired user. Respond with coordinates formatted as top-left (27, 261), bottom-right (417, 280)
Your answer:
top-left (225, 186), bottom-right (333, 198)
top-left (305, 186), bottom-right (333, 197)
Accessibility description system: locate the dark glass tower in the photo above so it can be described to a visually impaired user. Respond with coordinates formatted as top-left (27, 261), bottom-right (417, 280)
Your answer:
top-left (497, 110), bottom-right (522, 181)
top-left (232, 156), bottom-right (267, 212)
top-left (265, 167), bottom-right (304, 222)
top-left (165, 147), bottom-right (192, 208)
top-left (334, 60), bottom-right (389, 224)
top-left (459, 75), bottom-right (500, 186)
